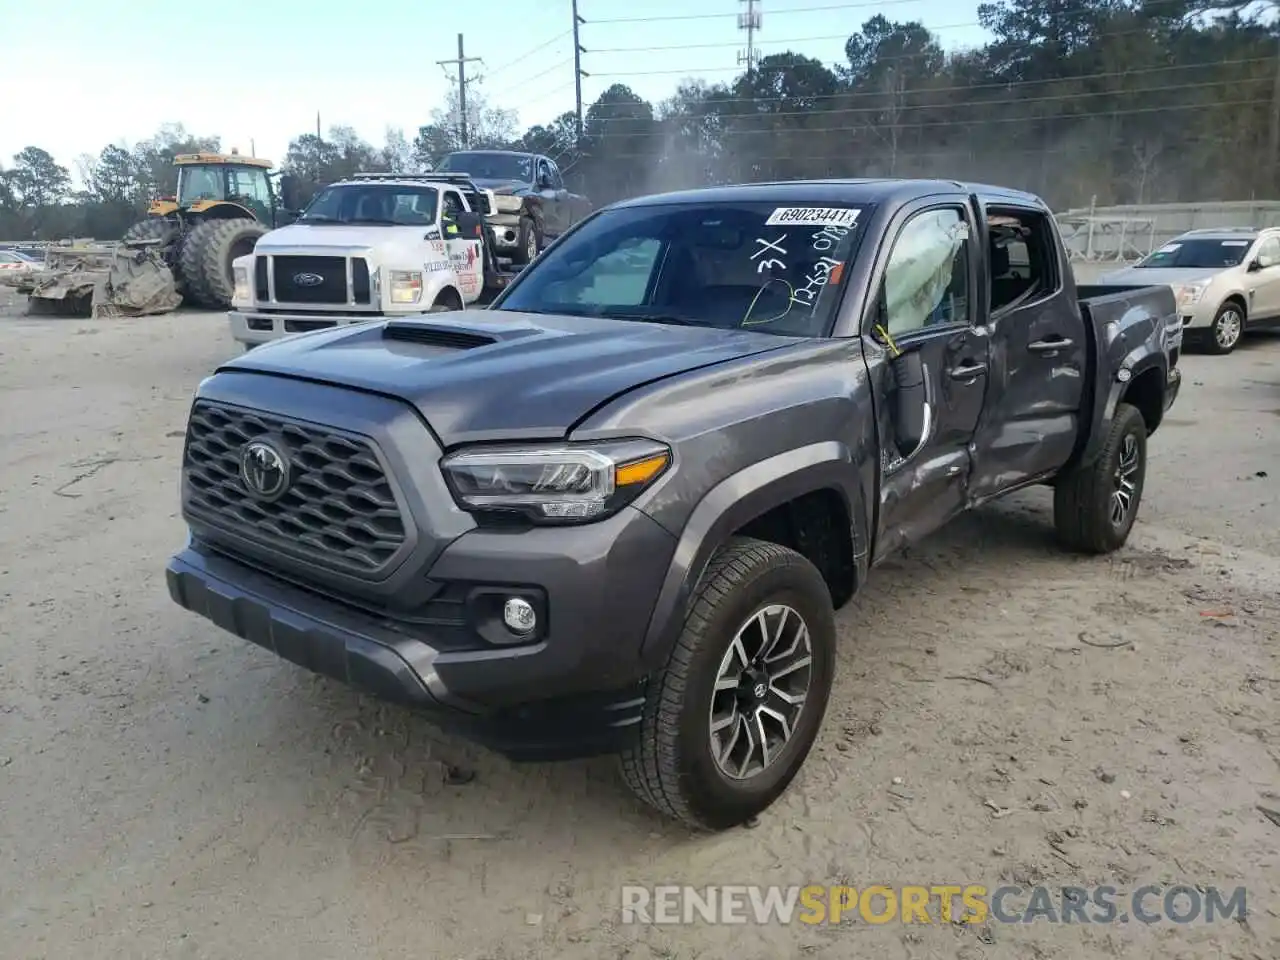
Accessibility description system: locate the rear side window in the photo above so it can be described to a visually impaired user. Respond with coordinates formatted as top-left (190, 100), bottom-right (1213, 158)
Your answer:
top-left (987, 208), bottom-right (1060, 314)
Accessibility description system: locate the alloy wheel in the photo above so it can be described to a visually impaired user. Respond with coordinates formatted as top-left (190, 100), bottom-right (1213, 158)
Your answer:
top-left (1215, 309), bottom-right (1243, 350)
top-left (708, 604), bottom-right (814, 781)
top-left (1110, 432), bottom-right (1141, 527)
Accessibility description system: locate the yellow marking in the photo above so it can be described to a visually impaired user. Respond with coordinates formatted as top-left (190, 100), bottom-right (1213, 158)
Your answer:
top-left (875, 323), bottom-right (901, 356)
top-left (174, 153), bottom-right (273, 168)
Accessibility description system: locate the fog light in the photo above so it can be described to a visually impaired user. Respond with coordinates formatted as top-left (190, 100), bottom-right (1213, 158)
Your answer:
top-left (502, 597), bottom-right (536, 634)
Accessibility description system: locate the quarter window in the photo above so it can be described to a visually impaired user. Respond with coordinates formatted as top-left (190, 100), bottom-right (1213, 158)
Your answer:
top-left (881, 208), bottom-right (970, 336)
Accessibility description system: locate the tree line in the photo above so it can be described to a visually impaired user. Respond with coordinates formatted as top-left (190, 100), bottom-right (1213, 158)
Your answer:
top-left (2, 0), bottom-right (1275, 241)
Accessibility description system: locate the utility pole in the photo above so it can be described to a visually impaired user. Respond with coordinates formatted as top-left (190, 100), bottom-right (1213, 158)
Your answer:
top-left (437, 34), bottom-right (483, 148)
top-left (572, 0), bottom-right (588, 145)
top-left (737, 0), bottom-right (761, 76)
top-left (315, 112), bottom-right (321, 141)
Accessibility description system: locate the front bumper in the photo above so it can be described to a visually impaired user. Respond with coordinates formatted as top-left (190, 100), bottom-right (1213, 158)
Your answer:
top-left (485, 212), bottom-right (523, 250)
top-left (229, 309), bottom-right (383, 346)
top-left (166, 541), bottom-right (662, 760)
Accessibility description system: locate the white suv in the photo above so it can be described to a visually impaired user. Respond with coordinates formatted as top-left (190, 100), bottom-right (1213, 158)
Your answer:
top-left (1098, 226), bottom-right (1280, 355)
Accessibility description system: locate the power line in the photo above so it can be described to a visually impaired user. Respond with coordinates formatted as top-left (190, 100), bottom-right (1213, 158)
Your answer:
top-left (586, 0), bottom-right (943, 25)
top-left (580, 55), bottom-right (1272, 115)
top-left (579, 77), bottom-right (1265, 128)
top-left (483, 30), bottom-right (572, 80)
top-left (579, 97), bottom-right (1271, 139)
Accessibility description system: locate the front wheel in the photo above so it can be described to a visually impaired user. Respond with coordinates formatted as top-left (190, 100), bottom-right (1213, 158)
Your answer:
top-left (1053, 402), bottom-right (1148, 553)
top-left (1203, 301), bottom-right (1245, 355)
top-left (619, 538), bottom-right (836, 831)
top-left (513, 215), bottom-right (540, 265)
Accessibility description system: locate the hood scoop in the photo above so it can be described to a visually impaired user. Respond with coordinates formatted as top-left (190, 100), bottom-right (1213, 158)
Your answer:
top-left (381, 321), bottom-right (497, 350)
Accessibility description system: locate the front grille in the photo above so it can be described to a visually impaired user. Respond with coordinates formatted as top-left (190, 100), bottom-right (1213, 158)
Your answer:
top-left (272, 255), bottom-right (348, 303)
top-left (183, 401), bottom-right (407, 576)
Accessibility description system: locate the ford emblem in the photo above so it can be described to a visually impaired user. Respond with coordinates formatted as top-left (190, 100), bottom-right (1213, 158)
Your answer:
top-left (293, 272), bottom-right (324, 287)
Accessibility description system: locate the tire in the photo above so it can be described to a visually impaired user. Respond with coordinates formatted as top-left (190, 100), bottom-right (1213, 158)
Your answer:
top-left (1203, 301), bottom-right (1245, 355)
top-left (1053, 402), bottom-right (1148, 554)
top-left (619, 537), bottom-right (837, 831)
top-left (427, 287), bottom-right (463, 312)
top-left (181, 218), bottom-right (267, 309)
top-left (513, 215), bottom-right (540, 265)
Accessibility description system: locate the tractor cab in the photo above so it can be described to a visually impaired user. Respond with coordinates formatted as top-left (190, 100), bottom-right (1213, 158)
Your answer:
top-left (152, 153), bottom-right (292, 228)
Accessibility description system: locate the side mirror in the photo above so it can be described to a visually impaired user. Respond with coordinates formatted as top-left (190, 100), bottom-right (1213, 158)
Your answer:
top-left (1248, 258), bottom-right (1263, 272)
top-left (537, 173), bottom-right (552, 189)
top-left (278, 173), bottom-right (300, 212)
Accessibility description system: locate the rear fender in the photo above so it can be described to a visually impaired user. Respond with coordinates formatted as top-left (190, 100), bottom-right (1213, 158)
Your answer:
top-left (1075, 313), bottom-right (1169, 469)
top-left (637, 441), bottom-right (869, 671)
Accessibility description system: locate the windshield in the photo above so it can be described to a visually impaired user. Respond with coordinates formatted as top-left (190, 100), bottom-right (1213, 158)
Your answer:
top-left (296, 185), bottom-right (438, 225)
top-left (1137, 238), bottom-right (1254, 269)
top-left (177, 165), bottom-right (225, 204)
top-left (493, 201), bottom-right (871, 337)
top-left (437, 152), bottom-right (533, 182)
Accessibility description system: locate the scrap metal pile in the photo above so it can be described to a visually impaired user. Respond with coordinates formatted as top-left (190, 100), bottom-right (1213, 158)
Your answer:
top-left (0, 240), bottom-right (182, 318)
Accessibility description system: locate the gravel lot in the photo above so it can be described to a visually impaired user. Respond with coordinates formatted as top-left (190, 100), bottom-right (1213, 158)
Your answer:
top-left (1, 289), bottom-right (1278, 960)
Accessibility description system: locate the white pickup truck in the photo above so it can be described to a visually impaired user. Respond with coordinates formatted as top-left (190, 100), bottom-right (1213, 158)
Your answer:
top-left (228, 173), bottom-right (520, 349)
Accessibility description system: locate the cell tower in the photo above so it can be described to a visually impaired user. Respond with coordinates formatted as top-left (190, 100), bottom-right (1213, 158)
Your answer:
top-left (738, 0), bottom-right (761, 75)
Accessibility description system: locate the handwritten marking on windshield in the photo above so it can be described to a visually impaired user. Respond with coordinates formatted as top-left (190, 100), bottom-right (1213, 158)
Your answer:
top-left (789, 256), bottom-right (844, 311)
top-left (752, 234), bottom-right (790, 275)
top-left (811, 225), bottom-right (849, 251)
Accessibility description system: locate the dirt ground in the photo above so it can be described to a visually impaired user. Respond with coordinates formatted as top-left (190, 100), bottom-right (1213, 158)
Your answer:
top-left (0, 288), bottom-right (1277, 960)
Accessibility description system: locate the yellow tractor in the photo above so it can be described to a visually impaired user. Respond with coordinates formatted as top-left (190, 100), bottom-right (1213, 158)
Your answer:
top-left (121, 152), bottom-right (300, 309)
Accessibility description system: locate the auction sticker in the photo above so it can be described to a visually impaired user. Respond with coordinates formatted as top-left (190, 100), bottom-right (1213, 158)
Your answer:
top-left (766, 207), bottom-right (862, 227)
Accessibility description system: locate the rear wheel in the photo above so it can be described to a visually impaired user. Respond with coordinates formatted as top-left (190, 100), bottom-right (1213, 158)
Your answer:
top-left (181, 218), bottom-right (266, 309)
top-left (619, 538), bottom-right (836, 831)
top-left (1053, 402), bottom-right (1148, 553)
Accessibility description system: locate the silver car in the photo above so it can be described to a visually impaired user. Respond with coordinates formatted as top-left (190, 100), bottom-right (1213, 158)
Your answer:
top-left (1098, 226), bottom-right (1280, 354)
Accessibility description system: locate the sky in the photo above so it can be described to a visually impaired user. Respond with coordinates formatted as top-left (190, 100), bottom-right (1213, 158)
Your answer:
top-left (0, 0), bottom-right (990, 178)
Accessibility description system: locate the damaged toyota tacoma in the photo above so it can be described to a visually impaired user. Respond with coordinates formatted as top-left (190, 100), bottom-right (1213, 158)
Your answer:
top-left (166, 180), bottom-right (1181, 831)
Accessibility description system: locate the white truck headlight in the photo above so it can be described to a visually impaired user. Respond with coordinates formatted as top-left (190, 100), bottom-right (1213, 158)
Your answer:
top-left (493, 195), bottom-right (524, 214)
top-left (390, 270), bottom-right (423, 304)
top-left (1174, 282), bottom-right (1207, 307)
top-left (441, 440), bottom-right (671, 524)
top-left (232, 266), bottom-right (251, 305)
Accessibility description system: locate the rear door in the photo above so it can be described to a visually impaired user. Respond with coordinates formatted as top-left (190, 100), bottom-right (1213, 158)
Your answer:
top-left (1246, 235), bottom-right (1280, 320)
top-left (867, 198), bottom-right (991, 559)
top-left (966, 201), bottom-right (1089, 501)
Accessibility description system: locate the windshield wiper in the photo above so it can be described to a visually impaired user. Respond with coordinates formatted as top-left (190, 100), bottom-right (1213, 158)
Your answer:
top-left (347, 217), bottom-right (402, 225)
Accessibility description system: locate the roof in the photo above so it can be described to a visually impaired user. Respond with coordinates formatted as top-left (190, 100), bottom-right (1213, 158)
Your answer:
top-left (611, 178), bottom-right (1048, 211)
top-left (174, 152), bottom-right (273, 168)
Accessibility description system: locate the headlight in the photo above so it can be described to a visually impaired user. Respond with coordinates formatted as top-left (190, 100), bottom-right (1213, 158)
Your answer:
top-left (390, 270), bottom-right (423, 304)
top-left (1174, 282), bottom-right (1207, 307)
top-left (493, 195), bottom-right (524, 214)
top-left (232, 266), bottom-right (251, 304)
top-left (440, 439), bottom-right (671, 523)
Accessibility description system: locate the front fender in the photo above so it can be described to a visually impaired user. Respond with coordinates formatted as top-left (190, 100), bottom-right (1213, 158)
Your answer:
top-left (637, 441), bottom-right (868, 670)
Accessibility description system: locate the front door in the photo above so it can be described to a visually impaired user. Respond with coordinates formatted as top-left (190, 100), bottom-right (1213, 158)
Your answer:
top-left (439, 189), bottom-right (484, 301)
top-left (966, 204), bottom-right (1089, 501)
top-left (536, 158), bottom-right (565, 236)
top-left (868, 201), bottom-right (991, 561)
top-left (1246, 235), bottom-right (1280, 320)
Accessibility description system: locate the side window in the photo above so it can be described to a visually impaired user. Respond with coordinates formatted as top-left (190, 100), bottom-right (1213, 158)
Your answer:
top-left (881, 207), bottom-right (970, 337)
top-left (540, 237), bottom-right (663, 306)
top-left (228, 168), bottom-right (271, 206)
top-left (988, 208), bottom-right (1060, 313)
top-left (537, 160), bottom-right (552, 187)
top-left (1255, 236), bottom-right (1280, 268)
top-left (547, 161), bottom-right (564, 190)
top-left (441, 191), bottom-right (463, 218)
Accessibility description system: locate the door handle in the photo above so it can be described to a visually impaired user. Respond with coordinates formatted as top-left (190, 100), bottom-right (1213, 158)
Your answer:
top-left (1028, 336), bottom-right (1073, 353)
top-left (948, 362), bottom-right (987, 381)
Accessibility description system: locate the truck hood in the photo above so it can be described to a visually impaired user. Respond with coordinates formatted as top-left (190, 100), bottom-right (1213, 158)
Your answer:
top-left (222, 311), bottom-right (795, 446)
top-left (1095, 265), bottom-right (1224, 286)
top-left (255, 222), bottom-right (429, 252)
top-left (468, 178), bottom-right (530, 195)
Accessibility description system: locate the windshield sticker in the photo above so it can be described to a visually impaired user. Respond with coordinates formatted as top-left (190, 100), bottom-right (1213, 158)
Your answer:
top-left (751, 234), bottom-right (789, 274)
top-left (1156, 243), bottom-right (1181, 253)
top-left (1221, 240), bottom-right (1250, 246)
top-left (766, 207), bottom-right (862, 228)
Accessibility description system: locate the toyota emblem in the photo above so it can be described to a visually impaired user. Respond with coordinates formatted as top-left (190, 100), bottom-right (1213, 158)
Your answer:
top-left (293, 272), bottom-right (324, 287)
top-left (239, 439), bottom-right (290, 501)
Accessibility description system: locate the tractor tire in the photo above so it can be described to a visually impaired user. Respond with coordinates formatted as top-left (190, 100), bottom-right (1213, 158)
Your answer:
top-left (180, 218), bottom-right (267, 309)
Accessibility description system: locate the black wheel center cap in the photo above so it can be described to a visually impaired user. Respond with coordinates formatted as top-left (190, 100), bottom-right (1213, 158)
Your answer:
top-left (738, 667), bottom-right (770, 705)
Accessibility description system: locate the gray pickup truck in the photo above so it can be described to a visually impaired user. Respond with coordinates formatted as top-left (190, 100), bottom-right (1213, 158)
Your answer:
top-left (166, 179), bottom-right (1181, 831)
